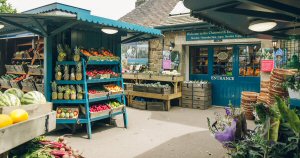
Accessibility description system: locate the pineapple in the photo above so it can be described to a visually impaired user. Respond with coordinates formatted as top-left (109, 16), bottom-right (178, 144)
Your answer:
top-left (55, 65), bottom-right (62, 80)
top-left (70, 68), bottom-right (76, 80)
top-left (64, 85), bottom-right (70, 100)
top-left (76, 62), bottom-right (83, 80)
top-left (58, 86), bottom-right (64, 100)
top-left (70, 85), bottom-right (76, 100)
top-left (51, 82), bottom-right (58, 100)
top-left (73, 46), bottom-right (81, 62)
top-left (57, 44), bottom-right (66, 61)
top-left (63, 65), bottom-right (69, 80)
top-left (76, 85), bottom-right (83, 100)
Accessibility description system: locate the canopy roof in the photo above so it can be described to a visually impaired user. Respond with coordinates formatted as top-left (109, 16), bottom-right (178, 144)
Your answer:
top-left (0, 3), bottom-right (162, 43)
top-left (183, 0), bottom-right (300, 39)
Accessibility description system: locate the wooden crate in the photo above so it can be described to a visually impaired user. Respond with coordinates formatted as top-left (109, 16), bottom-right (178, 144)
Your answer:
top-left (124, 83), bottom-right (134, 91)
top-left (193, 90), bottom-right (211, 97)
top-left (5, 65), bottom-right (15, 72)
top-left (148, 86), bottom-right (171, 94)
top-left (193, 100), bottom-right (211, 110)
top-left (182, 90), bottom-right (193, 96)
top-left (111, 105), bottom-right (125, 113)
top-left (193, 96), bottom-right (211, 101)
top-left (131, 100), bottom-right (146, 110)
top-left (10, 80), bottom-right (22, 89)
top-left (193, 83), bottom-right (211, 89)
top-left (0, 111), bottom-right (56, 154)
top-left (133, 85), bottom-right (147, 92)
top-left (0, 79), bottom-right (11, 88)
top-left (35, 83), bottom-right (44, 94)
top-left (147, 101), bottom-right (165, 111)
top-left (182, 95), bottom-right (193, 100)
top-left (182, 99), bottom-right (193, 104)
top-left (138, 74), bottom-right (150, 80)
top-left (14, 65), bottom-right (27, 74)
top-left (181, 102), bottom-right (193, 108)
top-left (21, 81), bottom-right (37, 92)
top-left (0, 102), bottom-right (53, 118)
top-left (90, 109), bottom-right (111, 119)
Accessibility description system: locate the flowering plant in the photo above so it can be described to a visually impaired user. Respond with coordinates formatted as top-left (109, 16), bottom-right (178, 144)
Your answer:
top-left (207, 101), bottom-right (247, 146)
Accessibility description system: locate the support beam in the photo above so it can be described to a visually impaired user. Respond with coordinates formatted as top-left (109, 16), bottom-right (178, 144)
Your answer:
top-left (0, 17), bottom-right (44, 36)
top-left (192, 1), bottom-right (240, 13)
top-left (217, 7), bottom-right (296, 22)
top-left (49, 21), bottom-right (79, 37)
top-left (238, 0), bottom-right (300, 17)
top-left (30, 17), bottom-right (48, 36)
top-left (121, 33), bottom-right (144, 43)
top-left (44, 36), bottom-right (53, 101)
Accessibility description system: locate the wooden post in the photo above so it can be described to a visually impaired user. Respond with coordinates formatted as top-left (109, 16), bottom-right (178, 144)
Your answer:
top-left (165, 100), bottom-right (171, 111)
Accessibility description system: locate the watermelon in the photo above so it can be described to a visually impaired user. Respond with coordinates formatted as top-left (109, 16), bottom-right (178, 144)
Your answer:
top-left (4, 88), bottom-right (24, 99)
top-left (0, 93), bottom-right (21, 107)
top-left (21, 91), bottom-right (46, 105)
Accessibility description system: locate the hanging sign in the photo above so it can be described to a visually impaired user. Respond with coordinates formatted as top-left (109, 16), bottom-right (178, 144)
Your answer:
top-left (211, 76), bottom-right (234, 81)
top-left (261, 60), bottom-right (274, 72)
top-left (186, 30), bottom-right (245, 41)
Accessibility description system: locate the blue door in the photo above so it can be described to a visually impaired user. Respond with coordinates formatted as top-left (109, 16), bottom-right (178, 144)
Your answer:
top-left (189, 44), bottom-right (261, 106)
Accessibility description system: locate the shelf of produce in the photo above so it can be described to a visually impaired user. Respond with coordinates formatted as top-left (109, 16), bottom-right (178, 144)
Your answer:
top-left (87, 78), bottom-right (121, 84)
top-left (6, 72), bottom-right (27, 75)
top-left (89, 93), bottom-right (124, 103)
top-left (52, 99), bottom-right (86, 104)
top-left (90, 114), bottom-right (111, 122)
top-left (126, 91), bottom-right (182, 100)
top-left (56, 118), bottom-right (87, 124)
top-left (290, 99), bottom-right (300, 108)
top-left (0, 111), bottom-right (56, 154)
top-left (87, 60), bottom-right (120, 65)
top-left (56, 80), bottom-right (85, 84)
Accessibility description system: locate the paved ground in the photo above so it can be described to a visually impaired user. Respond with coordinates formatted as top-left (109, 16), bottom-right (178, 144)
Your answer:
top-left (48, 106), bottom-right (253, 158)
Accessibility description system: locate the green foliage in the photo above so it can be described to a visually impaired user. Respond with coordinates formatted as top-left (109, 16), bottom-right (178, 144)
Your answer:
top-left (0, 0), bottom-right (16, 13)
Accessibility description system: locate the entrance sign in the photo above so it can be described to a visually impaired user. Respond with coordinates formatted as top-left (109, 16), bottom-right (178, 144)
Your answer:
top-left (211, 76), bottom-right (234, 81)
top-left (261, 60), bottom-right (274, 72)
top-left (186, 30), bottom-right (245, 41)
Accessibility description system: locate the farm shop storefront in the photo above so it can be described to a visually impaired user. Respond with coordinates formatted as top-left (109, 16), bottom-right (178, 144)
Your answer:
top-left (181, 30), bottom-right (273, 106)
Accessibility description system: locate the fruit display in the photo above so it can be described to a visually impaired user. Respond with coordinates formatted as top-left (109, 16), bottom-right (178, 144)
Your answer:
top-left (53, 85), bottom-right (84, 100)
top-left (56, 107), bottom-right (79, 119)
top-left (10, 136), bottom-right (84, 158)
top-left (76, 85), bottom-right (84, 100)
top-left (104, 84), bottom-right (123, 93)
top-left (88, 89), bottom-right (108, 99)
top-left (86, 68), bottom-right (119, 79)
top-left (109, 100), bottom-right (124, 109)
top-left (57, 44), bottom-right (67, 62)
top-left (55, 64), bottom-right (83, 81)
top-left (76, 62), bottom-right (83, 80)
top-left (21, 91), bottom-right (46, 105)
top-left (0, 93), bottom-right (21, 107)
top-left (90, 104), bottom-right (111, 113)
top-left (4, 88), bottom-right (24, 99)
top-left (73, 46), bottom-right (81, 62)
top-left (55, 65), bottom-right (62, 80)
top-left (10, 109), bottom-right (29, 123)
top-left (80, 48), bottom-right (120, 61)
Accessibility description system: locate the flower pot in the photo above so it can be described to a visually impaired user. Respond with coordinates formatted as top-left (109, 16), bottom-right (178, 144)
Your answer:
top-left (288, 88), bottom-right (300, 99)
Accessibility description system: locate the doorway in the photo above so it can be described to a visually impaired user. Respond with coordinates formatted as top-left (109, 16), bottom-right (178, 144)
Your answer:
top-left (189, 44), bottom-right (261, 106)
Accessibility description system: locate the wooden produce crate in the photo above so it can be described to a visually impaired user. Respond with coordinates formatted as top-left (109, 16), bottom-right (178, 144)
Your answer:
top-left (124, 83), bottom-right (133, 91)
top-left (130, 100), bottom-right (146, 110)
top-left (111, 105), bottom-right (125, 113)
top-left (193, 82), bottom-right (211, 89)
top-left (35, 83), bottom-right (44, 94)
top-left (193, 90), bottom-right (211, 97)
top-left (133, 85), bottom-right (147, 92)
top-left (182, 90), bottom-right (193, 96)
top-left (147, 86), bottom-right (171, 94)
top-left (138, 73), bottom-right (150, 80)
top-left (182, 83), bottom-right (193, 92)
top-left (0, 102), bottom-right (53, 118)
top-left (182, 95), bottom-right (193, 101)
top-left (193, 96), bottom-right (211, 101)
top-left (123, 73), bottom-right (137, 79)
top-left (0, 111), bottom-right (56, 154)
top-left (0, 79), bottom-right (11, 88)
top-left (10, 80), bottom-right (22, 89)
top-left (28, 66), bottom-right (43, 75)
top-left (89, 92), bottom-right (108, 99)
top-left (14, 65), bottom-right (27, 74)
top-left (21, 81), bottom-right (37, 92)
top-left (90, 109), bottom-right (111, 119)
top-left (147, 101), bottom-right (165, 111)
top-left (5, 65), bottom-right (15, 72)
top-left (56, 106), bottom-right (79, 119)
top-left (192, 100), bottom-right (211, 110)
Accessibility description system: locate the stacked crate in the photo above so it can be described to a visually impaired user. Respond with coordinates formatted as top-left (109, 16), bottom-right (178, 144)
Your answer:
top-left (182, 82), bottom-right (212, 110)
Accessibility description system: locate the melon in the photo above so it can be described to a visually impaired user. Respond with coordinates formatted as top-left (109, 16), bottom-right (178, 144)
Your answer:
top-left (10, 109), bottom-right (29, 123)
top-left (4, 88), bottom-right (24, 99)
top-left (21, 91), bottom-right (46, 105)
top-left (0, 93), bottom-right (21, 107)
top-left (0, 114), bottom-right (13, 128)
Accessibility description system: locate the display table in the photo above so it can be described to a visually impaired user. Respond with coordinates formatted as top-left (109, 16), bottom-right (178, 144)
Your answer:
top-left (0, 106), bottom-right (56, 157)
top-left (124, 73), bottom-right (183, 111)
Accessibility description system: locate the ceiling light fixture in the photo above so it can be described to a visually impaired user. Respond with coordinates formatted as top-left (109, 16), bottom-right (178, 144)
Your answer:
top-left (101, 27), bottom-right (118, 34)
top-left (248, 20), bottom-right (277, 32)
top-left (0, 22), bottom-right (5, 29)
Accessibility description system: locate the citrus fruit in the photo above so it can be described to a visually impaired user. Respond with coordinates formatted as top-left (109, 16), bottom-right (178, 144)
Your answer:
top-left (10, 109), bottom-right (29, 123)
top-left (0, 114), bottom-right (13, 128)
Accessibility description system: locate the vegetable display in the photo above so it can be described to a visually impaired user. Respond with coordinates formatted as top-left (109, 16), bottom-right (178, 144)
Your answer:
top-left (21, 91), bottom-right (46, 105)
top-left (90, 104), bottom-right (111, 113)
top-left (4, 88), bottom-right (24, 99)
top-left (0, 93), bottom-right (21, 107)
top-left (56, 107), bottom-right (79, 119)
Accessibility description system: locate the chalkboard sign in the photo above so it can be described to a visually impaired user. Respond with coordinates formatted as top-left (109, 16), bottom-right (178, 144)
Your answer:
top-left (186, 30), bottom-right (245, 41)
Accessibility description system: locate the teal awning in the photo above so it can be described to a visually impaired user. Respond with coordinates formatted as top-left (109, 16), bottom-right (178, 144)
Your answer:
top-left (0, 3), bottom-right (162, 42)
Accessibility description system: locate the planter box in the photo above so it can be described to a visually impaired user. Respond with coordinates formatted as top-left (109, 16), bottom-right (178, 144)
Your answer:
top-left (147, 101), bottom-right (165, 111)
top-left (130, 100), bottom-right (146, 110)
top-left (288, 88), bottom-right (300, 99)
top-left (0, 102), bottom-right (53, 118)
top-left (0, 111), bottom-right (56, 154)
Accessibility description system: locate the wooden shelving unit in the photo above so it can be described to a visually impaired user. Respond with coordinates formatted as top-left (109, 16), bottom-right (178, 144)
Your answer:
top-left (123, 73), bottom-right (183, 111)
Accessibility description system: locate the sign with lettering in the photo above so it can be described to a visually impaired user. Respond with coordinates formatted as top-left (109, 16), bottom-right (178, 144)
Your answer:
top-left (186, 30), bottom-right (246, 41)
top-left (211, 76), bottom-right (235, 81)
top-left (261, 60), bottom-right (274, 72)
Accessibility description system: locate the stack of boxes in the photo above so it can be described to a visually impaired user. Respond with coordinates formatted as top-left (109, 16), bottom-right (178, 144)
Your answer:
top-left (182, 81), bottom-right (212, 110)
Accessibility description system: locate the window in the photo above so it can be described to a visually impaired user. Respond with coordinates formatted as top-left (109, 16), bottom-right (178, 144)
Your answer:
top-left (213, 46), bottom-right (233, 76)
top-left (239, 45), bottom-right (261, 76)
top-left (191, 47), bottom-right (209, 74)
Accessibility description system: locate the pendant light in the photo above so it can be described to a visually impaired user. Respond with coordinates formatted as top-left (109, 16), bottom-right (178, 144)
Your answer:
top-left (248, 20), bottom-right (277, 32)
top-left (101, 27), bottom-right (118, 34)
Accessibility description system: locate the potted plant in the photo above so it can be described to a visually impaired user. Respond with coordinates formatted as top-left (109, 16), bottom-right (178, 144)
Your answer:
top-left (283, 73), bottom-right (300, 99)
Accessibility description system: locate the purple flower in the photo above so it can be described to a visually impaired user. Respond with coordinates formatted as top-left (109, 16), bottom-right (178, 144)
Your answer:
top-left (225, 107), bottom-right (231, 116)
top-left (214, 120), bottom-right (237, 144)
